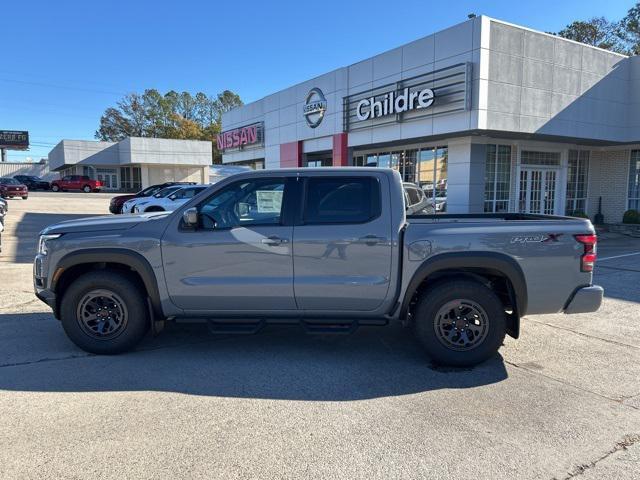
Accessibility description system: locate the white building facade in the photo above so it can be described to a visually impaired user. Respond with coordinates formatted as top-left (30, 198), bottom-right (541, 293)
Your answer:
top-left (221, 16), bottom-right (640, 222)
top-left (48, 137), bottom-right (212, 191)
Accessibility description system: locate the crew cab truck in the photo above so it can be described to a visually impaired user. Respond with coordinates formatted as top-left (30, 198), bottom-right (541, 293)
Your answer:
top-left (34, 169), bottom-right (603, 366)
top-left (50, 175), bottom-right (102, 193)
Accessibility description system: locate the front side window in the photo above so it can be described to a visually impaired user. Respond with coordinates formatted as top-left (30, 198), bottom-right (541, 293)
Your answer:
top-left (630, 150), bottom-right (640, 210)
top-left (484, 145), bottom-right (512, 213)
top-left (565, 150), bottom-right (590, 215)
top-left (199, 178), bottom-right (285, 229)
top-left (304, 177), bottom-right (380, 225)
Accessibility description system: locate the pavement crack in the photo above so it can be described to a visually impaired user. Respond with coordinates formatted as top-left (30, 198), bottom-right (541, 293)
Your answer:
top-left (504, 359), bottom-right (637, 408)
top-left (0, 334), bottom-right (234, 369)
top-left (527, 318), bottom-right (640, 350)
top-left (556, 434), bottom-right (640, 479)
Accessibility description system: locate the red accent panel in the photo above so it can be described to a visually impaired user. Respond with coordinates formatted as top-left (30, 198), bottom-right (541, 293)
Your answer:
top-left (280, 141), bottom-right (303, 168)
top-left (332, 133), bottom-right (348, 167)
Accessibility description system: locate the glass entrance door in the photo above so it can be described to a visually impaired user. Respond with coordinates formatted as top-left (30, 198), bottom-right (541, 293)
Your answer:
top-left (519, 168), bottom-right (558, 214)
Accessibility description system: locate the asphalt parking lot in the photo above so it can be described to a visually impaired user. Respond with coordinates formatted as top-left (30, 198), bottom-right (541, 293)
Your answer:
top-left (1, 192), bottom-right (639, 479)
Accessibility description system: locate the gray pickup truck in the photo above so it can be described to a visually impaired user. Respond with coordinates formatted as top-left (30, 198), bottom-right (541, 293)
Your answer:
top-left (34, 168), bottom-right (603, 366)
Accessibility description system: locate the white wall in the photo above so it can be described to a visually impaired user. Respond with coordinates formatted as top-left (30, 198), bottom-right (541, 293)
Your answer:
top-left (0, 162), bottom-right (57, 181)
top-left (485, 19), bottom-right (634, 143)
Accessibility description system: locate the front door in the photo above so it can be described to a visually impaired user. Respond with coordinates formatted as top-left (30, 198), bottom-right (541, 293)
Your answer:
top-left (518, 168), bottom-right (559, 214)
top-left (161, 177), bottom-right (296, 312)
top-left (292, 175), bottom-right (392, 312)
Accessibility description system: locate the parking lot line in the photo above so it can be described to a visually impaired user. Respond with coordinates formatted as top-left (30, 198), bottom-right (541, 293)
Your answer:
top-left (598, 252), bottom-right (640, 261)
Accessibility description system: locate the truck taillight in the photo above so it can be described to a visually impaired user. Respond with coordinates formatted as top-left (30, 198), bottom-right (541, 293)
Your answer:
top-left (575, 234), bottom-right (597, 272)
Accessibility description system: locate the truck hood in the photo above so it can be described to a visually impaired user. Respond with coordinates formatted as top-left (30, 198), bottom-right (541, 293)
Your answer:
top-left (41, 212), bottom-right (170, 235)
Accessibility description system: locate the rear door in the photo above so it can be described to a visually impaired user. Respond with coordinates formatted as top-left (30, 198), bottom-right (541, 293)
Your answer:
top-left (293, 173), bottom-right (393, 312)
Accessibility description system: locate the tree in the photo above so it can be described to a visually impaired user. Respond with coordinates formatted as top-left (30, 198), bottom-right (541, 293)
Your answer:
top-left (95, 88), bottom-right (243, 163)
top-left (621, 3), bottom-right (640, 55)
top-left (557, 17), bottom-right (627, 53)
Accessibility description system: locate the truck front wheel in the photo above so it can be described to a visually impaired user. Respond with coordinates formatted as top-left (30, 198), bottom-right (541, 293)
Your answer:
top-left (60, 271), bottom-right (149, 354)
top-left (414, 280), bottom-right (506, 367)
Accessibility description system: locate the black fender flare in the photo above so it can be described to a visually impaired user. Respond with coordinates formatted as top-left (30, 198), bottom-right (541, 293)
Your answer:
top-left (400, 251), bottom-right (528, 319)
top-left (53, 248), bottom-right (163, 317)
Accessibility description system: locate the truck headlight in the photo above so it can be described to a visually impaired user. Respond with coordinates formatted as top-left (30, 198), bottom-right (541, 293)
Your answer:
top-left (38, 234), bottom-right (61, 255)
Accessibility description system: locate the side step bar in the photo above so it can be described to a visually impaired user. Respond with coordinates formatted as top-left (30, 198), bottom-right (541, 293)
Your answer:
top-left (206, 319), bottom-right (266, 335)
top-left (174, 317), bottom-right (389, 335)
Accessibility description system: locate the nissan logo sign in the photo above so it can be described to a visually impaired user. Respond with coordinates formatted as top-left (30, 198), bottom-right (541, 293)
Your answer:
top-left (303, 88), bottom-right (327, 128)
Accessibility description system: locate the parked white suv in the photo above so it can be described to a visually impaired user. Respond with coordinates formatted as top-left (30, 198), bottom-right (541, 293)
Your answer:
top-left (133, 185), bottom-right (208, 213)
top-left (122, 185), bottom-right (184, 214)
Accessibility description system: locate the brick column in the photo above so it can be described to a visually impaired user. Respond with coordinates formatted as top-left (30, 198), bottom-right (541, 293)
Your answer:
top-left (280, 141), bottom-right (303, 168)
top-left (332, 133), bottom-right (348, 167)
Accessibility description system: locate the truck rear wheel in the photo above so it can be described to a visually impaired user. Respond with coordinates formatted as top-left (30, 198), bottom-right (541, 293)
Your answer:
top-left (60, 271), bottom-right (149, 354)
top-left (414, 280), bottom-right (506, 367)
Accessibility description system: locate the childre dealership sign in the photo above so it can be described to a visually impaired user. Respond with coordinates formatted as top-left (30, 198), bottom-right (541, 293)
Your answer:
top-left (216, 122), bottom-right (264, 152)
top-left (356, 87), bottom-right (434, 121)
top-left (343, 62), bottom-right (472, 132)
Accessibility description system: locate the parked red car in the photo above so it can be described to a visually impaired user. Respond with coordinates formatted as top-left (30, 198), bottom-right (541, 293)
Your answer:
top-left (51, 175), bottom-right (103, 193)
top-left (0, 177), bottom-right (28, 199)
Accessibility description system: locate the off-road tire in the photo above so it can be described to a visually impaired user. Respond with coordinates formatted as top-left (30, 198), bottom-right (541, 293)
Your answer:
top-left (414, 280), bottom-right (506, 367)
top-left (60, 270), bottom-right (149, 354)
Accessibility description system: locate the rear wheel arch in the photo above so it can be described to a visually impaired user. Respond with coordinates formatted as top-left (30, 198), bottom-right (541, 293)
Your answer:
top-left (53, 249), bottom-right (163, 319)
top-left (400, 252), bottom-right (527, 337)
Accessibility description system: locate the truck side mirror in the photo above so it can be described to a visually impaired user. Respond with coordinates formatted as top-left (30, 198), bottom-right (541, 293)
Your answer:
top-left (182, 207), bottom-right (198, 228)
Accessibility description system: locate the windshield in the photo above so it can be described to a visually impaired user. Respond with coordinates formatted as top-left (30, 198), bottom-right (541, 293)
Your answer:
top-left (139, 185), bottom-right (163, 197)
top-left (1, 178), bottom-right (20, 185)
top-left (153, 186), bottom-right (181, 198)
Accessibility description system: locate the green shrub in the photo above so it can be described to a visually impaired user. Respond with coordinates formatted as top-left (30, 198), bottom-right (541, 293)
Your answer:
top-left (568, 210), bottom-right (589, 219)
top-left (623, 209), bottom-right (640, 224)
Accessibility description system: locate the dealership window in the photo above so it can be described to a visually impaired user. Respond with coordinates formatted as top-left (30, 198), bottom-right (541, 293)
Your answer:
top-left (565, 150), bottom-right (590, 215)
top-left (484, 145), bottom-right (511, 213)
top-left (521, 150), bottom-right (561, 166)
top-left (418, 147), bottom-right (448, 209)
top-left (630, 150), bottom-right (640, 210)
top-left (353, 146), bottom-right (447, 210)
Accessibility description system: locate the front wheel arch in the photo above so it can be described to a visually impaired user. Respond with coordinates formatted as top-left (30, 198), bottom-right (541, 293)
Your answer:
top-left (53, 249), bottom-right (163, 320)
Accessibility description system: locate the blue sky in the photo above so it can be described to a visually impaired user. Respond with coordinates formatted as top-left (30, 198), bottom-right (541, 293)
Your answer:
top-left (1, 0), bottom-right (634, 161)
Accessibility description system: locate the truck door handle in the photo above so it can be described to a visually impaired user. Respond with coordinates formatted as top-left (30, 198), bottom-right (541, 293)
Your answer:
top-left (261, 236), bottom-right (288, 246)
top-left (358, 235), bottom-right (385, 246)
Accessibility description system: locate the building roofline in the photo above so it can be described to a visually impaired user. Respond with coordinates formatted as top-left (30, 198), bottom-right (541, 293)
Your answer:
top-left (484, 15), bottom-right (629, 58)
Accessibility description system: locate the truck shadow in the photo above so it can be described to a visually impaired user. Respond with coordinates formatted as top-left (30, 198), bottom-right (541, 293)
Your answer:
top-left (0, 314), bottom-right (508, 400)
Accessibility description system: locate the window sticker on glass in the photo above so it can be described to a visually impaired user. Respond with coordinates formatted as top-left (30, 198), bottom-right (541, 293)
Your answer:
top-left (256, 190), bottom-right (283, 213)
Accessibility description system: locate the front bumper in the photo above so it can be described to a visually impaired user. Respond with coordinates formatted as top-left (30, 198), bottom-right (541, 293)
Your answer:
top-left (564, 285), bottom-right (604, 314)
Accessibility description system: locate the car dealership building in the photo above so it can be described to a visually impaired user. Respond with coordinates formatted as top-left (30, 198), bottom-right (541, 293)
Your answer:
top-left (48, 137), bottom-right (211, 191)
top-left (220, 15), bottom-right (640, 222)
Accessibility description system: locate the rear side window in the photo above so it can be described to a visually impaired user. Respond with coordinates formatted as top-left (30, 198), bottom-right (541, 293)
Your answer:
top-left (304, 177), bottom-right (381, 225)
top-left (406, 187), bottom-right (420, 205)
